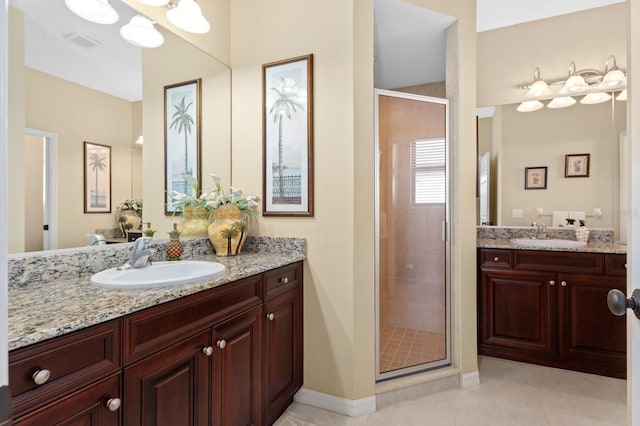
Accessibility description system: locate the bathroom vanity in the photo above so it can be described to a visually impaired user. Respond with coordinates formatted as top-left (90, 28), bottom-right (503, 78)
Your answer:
top-left (7, 238), bottom-right (304, 425)
top-left (477, 241), bottom-right (626, 378)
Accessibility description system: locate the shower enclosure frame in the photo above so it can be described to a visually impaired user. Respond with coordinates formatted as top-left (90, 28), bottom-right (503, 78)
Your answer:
top-left (374, 89), bottom-right (451, 382)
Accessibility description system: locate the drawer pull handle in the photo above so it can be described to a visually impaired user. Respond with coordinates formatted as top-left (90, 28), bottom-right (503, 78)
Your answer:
top-left (202, 346), bottom-right (213, 356)
top-left (549, 280), bottom-right (555, 286)
top-left (561, 281), bottom-right (568, 287)
top-left (266, 313), bottom-right (275, 321)
top-left (217, 339), bottom-right (227, 349)
top-left (106, 397), bottom-right (121, 412)
top-left (493, 257), bottom-right (500, 262)
top-left (280, 277), bottom-right (289, 284)
top-left (32, 369), bottom-right (50, 385)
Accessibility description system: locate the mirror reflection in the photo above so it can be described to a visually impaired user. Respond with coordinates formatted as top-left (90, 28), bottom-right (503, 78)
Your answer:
top-left (8, 0), bottom-right (230, 254)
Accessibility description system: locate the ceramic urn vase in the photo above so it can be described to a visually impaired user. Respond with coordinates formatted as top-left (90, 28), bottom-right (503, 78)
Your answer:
top-left (177, 205), bottom-right (210, 237)
top-left (208, 204), bottom-right (248, 256)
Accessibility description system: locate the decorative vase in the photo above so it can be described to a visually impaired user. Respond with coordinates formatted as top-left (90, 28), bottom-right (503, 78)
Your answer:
top-left (166, 224), bottom-right (184, 261)
top-left (177, 205), bottom-right (210, 237)
top-left (207, 204), bottom-right (249, 257)
top-left (117, 210), bottom-right (141, 238)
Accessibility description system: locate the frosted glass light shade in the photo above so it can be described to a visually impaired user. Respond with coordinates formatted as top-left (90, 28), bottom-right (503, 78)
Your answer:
top-left (616, 89), bottom-right (627, 101)
top-left (547, 96), bottom-right (576, 109)
top-left (601, 69), bottom-right (626, 90)
top-left (525, 80), bottom-right (552, 99)
top-left (580, 92), bottom-right (611, 105)
top-left (135, 0), bottom-right (170, 5)
top-left (64, 0), bottom-right (119, 24)
top-left (167, 0), bottom-right (211, 34)
top-left (516, 100), bottom-right (544, 112)
top-left (120, 15), bottom-right (164, 48)
top-left (559, 75), bottom-right (589, 95)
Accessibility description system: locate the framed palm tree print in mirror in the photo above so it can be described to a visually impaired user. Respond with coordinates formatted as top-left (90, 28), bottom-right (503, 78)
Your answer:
top-left (164, 79), bottom-right (202, 214)
top-left (83, 141), bottom-right (111, 213)
top-left (262, 54), bottom-right (314, 216)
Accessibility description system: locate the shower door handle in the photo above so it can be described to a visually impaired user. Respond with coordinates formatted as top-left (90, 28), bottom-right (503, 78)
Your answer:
top-left (442, 221), bottom-right (449, 241)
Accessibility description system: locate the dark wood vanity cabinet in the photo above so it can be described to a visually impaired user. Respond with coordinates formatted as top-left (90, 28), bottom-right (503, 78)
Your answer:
top-left (9, 261), bottom-right (304, 426)
top-left (478, 249), bottom-right (626, 378)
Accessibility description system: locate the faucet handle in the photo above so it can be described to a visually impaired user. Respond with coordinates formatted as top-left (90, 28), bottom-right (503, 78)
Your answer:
top-left (132, 236), bottom-right (153, 250)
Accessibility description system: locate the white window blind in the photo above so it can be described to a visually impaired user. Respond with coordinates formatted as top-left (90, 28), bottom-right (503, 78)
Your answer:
top-left (411, 139), bottom-right (445, 204)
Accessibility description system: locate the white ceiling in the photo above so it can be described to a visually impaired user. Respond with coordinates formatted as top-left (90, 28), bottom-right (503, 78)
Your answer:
top-left (374, 0), bottom-right (626, 90)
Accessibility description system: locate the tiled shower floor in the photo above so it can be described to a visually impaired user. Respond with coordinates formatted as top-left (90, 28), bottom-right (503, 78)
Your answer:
top-left (379, 326), bottom-right (446, 373)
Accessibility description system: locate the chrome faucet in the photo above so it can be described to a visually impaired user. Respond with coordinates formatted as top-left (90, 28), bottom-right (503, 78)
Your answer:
top-left (117, 237), bottom-right (156, 270)
top-left (534, 223), bottom-right (546, 240)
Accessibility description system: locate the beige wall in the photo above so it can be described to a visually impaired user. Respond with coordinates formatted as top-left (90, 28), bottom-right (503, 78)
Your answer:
top-left (394, 81), bottom-right (446, 98)
top-left (492, 102), bottom-right (625, 234)
top-left (231, 0), bottom-right (477, 401)
top-left (24, 134), bottom-right (43, 252)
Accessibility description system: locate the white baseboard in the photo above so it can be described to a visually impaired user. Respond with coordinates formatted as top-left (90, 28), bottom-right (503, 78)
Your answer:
top-left (294, 387), bottom-right (377, 417)
top-left (461, 371), bottom-right (480, 388)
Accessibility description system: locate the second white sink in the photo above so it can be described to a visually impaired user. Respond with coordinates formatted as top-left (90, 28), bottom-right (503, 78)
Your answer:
top-left (91, 261), bottom-right (226, 289)
top-left (510, 238), bottom-right (587, 249)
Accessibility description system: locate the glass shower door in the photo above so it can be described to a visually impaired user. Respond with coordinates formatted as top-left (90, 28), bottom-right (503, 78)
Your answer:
top-left (375, 89), bottom-right (450, 380)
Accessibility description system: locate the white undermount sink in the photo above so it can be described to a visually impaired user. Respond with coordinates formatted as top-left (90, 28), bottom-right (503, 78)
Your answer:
top-left (510, 238), bottom-right (587, 249)
top-left (91, 261), bottom-right (226, 289)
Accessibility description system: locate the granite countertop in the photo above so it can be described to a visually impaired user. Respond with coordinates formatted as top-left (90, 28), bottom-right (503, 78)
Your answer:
top-left (8, 238), bottom-right (305, 352)
top-left (477, 238), bottom-right (627, 254)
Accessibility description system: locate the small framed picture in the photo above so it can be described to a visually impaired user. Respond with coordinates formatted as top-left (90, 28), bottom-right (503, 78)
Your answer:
top-left (565, 153), bottom-right (590, 178)
top-left (524, 166), bottom-right (547, 190)
top-left (83, 142), bottom-right (111, 213)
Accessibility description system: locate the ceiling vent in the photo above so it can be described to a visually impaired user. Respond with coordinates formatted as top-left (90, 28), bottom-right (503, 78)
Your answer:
top-left (62, 32), bottom-right (102, 49)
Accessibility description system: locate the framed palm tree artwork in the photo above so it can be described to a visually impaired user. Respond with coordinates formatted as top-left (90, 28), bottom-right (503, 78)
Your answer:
top-left (164, 79), bottom-right (202, 214)
top-left (84, 142), bottom-right (112, 213)
top-left (262, 54), bottom-right (314, 216)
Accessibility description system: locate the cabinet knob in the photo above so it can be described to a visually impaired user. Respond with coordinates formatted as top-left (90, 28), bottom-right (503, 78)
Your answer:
top-left (561, 281), bottom-right (568, 287)
top-left (217, 339), bottom-right (227, 349)
top-left (280, 277), bottom-right (289, 284)
top-left (106, 397), bottom-right (121, 412)
top-left (549, 280), bottom-right (555, 286)
top-left (32, 369), bottom-right (50, 385)
top-left (493, 257), bottom-right (500, 262)
top-left (202, 346), bottom-right (213, 356)
top-left (266, 313), bottom-right (275, 321)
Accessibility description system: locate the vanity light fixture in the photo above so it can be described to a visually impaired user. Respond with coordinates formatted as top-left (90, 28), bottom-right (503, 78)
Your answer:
top-left (120, 15), bottom-right (164, 48)
top-left (135, 0), bottom-right (170, 5)
top-left (616, 89), bottom-right (627, 101)
top-left (166, 0), bottom-right (211, 34)
top-left (524, 67), bottom-right (552, 99)
top-left (547, 96), bottom-right (576, 109)
top-left (580, 92), bottom-right (611, 105)
top-left (600, 55), bottom-right (627, 90)
top-left (135, 135), bottom-right (144, 145)
top-left (559, 62), bottom-right (590, 95)
top-left (516, 100), bottom-right (544, 112)
top-left (64, 0), bottom-right (119, 25)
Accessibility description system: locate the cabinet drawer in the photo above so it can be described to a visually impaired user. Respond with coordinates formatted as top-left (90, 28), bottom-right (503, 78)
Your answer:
top-left (124, 275), bottom-right (262, 364)
top-left (605, 254), bottom-right (627, 277)
top-left (514, 250), bottom-right (603, 274)
top-left (9, 320), bottom-right (121, 417)
top-left (264, 262), bottom-right (302, 300)
top-left (479, 250), bottom-right (512, 269)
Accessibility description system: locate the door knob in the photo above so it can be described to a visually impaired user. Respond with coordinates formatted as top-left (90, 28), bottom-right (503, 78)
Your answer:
top-left (607, 289), bottom-right (640, 319)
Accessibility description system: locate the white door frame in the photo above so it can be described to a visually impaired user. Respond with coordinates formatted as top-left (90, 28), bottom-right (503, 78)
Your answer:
top-left (24, 128), bottom-right (57, 251)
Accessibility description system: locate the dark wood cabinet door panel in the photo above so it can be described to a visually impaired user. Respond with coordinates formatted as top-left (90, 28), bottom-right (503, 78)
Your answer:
top-left (13, 372), bottom-right (121, 426)
top-left (605, 254), bottom-right (627, 277)
top-left (212, 305), bottom-right (262, 426)
top-left (514, 250), bottom-right (603, 274)
top-left (124, 330), bottom-right (210, 426)
top-left (263, 288), bottom-right (303, 425)
top-left (124, 276), bottom-right (261, 364)
top-left (10, 320), bottom-right (121, 417)
top-left (557, 273), bottom-right (626, 377)
top-left (264, 263), bottom-right (302, 300)
top-left (480, 270), bottom-right (557, 356)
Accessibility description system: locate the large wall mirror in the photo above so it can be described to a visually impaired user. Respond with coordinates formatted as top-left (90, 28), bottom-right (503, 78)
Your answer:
top-left (8, 0), bottom-right (231, 253)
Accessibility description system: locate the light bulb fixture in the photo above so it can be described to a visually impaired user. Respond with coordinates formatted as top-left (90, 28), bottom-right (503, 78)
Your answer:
top-left (600, 55), bottom-right (627, 90)
top-left (167, 0), bottom-right (211, 34)
top-left (525, 67), bottom-right (552, 99)
top-left (120, 15), bottom-right (164, 48)
top-left (135, 135), bottom-right (144, 145)
top-left (135, 0), bottom-right (170, 5)
top-left (64, 0), bottom-right (119, 24)
top-left (580, 92), bottom-right (612, 105)
top-left (616, 89), bottom-right (627, 101)
top-left (547, 96), bottom-right (576, 109)
top-left (517, 100), bottom-right (544, 112)
top-left (559, 62), bottom-right (589, 95)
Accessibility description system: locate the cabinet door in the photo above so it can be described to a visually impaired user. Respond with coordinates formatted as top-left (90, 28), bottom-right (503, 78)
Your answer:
top-left (263, 288), bottom-right (303, 425)
top-left (124, 330), bottom-right (211, 426)
top-left (212, 305), bottom-right (262, 426)
top-left (479, 269), bottom-right (557, 357)
top-left (13, 373), bottom-right (121, 426)
top-left (557, 273), bottom-right (626, 378)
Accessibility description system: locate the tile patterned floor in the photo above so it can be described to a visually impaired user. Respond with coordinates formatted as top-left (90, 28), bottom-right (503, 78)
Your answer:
top-left (275, 356), bottom-right (626, 426)
top-left (379, 326), bottom-right (446, 373)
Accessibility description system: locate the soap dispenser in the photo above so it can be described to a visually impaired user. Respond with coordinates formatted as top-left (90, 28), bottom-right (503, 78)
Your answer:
top-left (166, 223), bottom-right (183, 261)
top-left (143, 222), bottom-right (156, 237)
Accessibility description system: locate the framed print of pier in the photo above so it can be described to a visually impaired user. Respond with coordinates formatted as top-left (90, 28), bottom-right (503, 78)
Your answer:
top-left (262, 54), bottom-right (314, 216)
